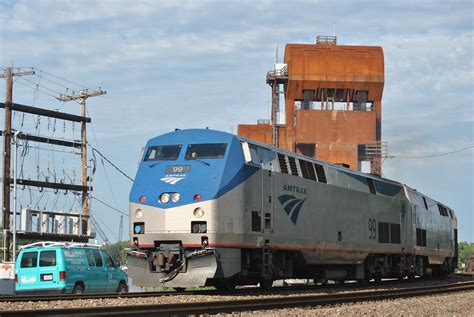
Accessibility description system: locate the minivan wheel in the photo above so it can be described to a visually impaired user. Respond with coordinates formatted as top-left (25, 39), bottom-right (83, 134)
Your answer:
top-left (117, 282), bottom-right (127, 294)
top-left (73, 284), bottom-right (84, 294)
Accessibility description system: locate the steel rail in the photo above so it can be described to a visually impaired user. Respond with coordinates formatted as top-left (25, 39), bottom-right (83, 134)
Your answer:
top-left (1, 281), bottom-right (347, 303)
top-left (0, 277), bottom-right (437, 302)
top-left (1, 281), bottom-right (473, 317)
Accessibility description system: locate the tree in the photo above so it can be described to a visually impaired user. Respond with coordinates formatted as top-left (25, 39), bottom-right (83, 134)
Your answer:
top-left (103, 241), bottom-right (130, 267)
top-left (457, 242), bottom-right (474, 271)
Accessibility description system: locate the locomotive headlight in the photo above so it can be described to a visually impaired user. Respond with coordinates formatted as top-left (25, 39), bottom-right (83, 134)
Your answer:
top-left (160, 193), bottom-right (170, 203)
top-left (135, 208), bottom-right (143, 219)
top-left (172, 192), bottom-right (180, 202)
top-left (193, 207), bottom-right (205, 218)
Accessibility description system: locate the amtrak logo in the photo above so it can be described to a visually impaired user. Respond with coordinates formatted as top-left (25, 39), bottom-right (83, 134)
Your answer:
top-left (278, 195), bottom-right (306, 225)
top-left (160, 177), bottom-right (185, 185)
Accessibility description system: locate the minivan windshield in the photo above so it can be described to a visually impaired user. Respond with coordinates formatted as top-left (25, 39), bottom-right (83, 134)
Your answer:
top-left (185, 143), bottom-right (227, 160)
top-left (144, 145), bottom-right (182, 161)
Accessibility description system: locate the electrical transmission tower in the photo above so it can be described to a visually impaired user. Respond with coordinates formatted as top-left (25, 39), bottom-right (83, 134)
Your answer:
top-left (0, 67), bottom-right (34, 261)
top-left (57, 89), bottom-right (106, 236)
top-left (0, 67), bottom-right (106, 262)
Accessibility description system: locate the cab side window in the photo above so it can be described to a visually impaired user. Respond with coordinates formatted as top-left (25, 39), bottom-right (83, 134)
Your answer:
top-left (92, 250), bottom-right (103, 267)
top-left (85, 249), bottom-right (95, 266)
top-left (249, 145), bottom-right (260, 165)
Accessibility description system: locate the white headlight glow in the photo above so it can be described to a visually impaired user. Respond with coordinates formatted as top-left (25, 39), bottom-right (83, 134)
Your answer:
top-left (135, 209), bottom-right (143, 219)
top-left (193, 207), bottom-right (205, 218)
top-left (160, 193), bottom-right (170, 203)
top-left (172, 192), bottom-right (180, 202)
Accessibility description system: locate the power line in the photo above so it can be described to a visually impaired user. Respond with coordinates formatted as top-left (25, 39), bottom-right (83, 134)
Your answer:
top-left (34, 72), bottom-right (72, 91)
top-left (388, 145), bottom-right (474, 159)
top-left (14, 79), bottom-right (59, 100)
top-left (92, 196), bottom-right (128, 217)
top-left (83, 112), bottom-right (120, 211)
top-left (91, 214), bottom-right (117, 242)
top-left (32, 67), bottom-right (90, 90)
top-left (88, 142), bottom-right (135, 182)
top-left (98, 149), bottom-right (120, 211)
top-left (18, 76), bottom-right (65, 96)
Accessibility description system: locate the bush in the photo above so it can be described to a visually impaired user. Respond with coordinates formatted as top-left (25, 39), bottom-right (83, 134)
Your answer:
top-left (458, 242), bottom-right (474, 271)
top-left (103, 240), bottom-right (130, 266)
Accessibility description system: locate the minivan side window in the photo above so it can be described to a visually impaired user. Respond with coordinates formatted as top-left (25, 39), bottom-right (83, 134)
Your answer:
top-left (92, 249), bottom-right (103, 267)
top-left (20, 251), bottom-right (38, 268)
top-left (39, 250), bottom-right (56, 267)
top-left (85, 249), bottom-right (95, 266)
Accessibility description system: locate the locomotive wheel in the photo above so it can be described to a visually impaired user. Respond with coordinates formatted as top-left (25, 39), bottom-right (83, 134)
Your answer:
top-left (259, 278), bottom-right (273, 290)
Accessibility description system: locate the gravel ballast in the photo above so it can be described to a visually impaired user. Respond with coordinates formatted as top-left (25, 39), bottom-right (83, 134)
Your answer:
top-left (229, 290), bottom-right (474, 316)
top-left (1, 276), bottom-right (472, 314)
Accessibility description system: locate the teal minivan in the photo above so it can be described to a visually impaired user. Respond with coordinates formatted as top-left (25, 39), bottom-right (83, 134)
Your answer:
top-left (15, 242), bottom-right (128, 294)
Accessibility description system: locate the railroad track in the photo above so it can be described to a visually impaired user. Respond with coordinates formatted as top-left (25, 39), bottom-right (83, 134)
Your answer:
top-left (1, 281), bottom-right (473, 316)
top-left (1, 274), bottom-right (471, 303)
top-left (1, 275), bottom-right (466, 303)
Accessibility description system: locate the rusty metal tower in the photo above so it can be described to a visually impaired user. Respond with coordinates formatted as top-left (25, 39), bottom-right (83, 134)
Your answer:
top-left (238, 36), bottom-right (387, 175)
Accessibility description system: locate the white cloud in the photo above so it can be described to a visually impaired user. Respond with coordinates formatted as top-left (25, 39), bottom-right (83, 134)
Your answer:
top-left (0, 0), bottom-right (209, 32)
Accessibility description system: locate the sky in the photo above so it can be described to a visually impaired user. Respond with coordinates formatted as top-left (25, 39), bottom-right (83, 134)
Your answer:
top-left (0, 0), bottom-right (473, 243)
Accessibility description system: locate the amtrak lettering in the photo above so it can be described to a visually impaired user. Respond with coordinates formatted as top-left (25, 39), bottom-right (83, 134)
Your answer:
top-left (283, 184), bottom-right (307, 195)
top-left (278, 184), bottom-right (307, 225)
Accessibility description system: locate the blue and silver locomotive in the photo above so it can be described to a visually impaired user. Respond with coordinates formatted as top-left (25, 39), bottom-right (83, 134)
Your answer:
top-left (128, 129), bottom-right (457, 289)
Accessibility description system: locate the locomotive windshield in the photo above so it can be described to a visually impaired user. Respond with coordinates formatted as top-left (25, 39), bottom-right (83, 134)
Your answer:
top-left (144, 145), bottom-right (182, 161)
top-left (185, 143), bottom-right (227, 159)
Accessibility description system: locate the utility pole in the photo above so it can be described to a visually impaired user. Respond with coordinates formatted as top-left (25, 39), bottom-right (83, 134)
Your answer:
top-left (0, 67), bottom-right (34, 261)
top-left (118, 215), bottom-right (123, 242)
top-left (57, 89), bottom-right (105, 236)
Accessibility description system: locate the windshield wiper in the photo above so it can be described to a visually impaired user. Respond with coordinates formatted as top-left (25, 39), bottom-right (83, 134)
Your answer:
top-left (149, 162), bottom-right (162, 168)
top-left (190, 152), bottom-right (210, 166)
top-left (193, 158), bottom-right (210, 166)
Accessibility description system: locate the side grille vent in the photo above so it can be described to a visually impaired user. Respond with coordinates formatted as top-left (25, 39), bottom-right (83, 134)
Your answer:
top-left (278, 154), bottom-right (289, 174)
